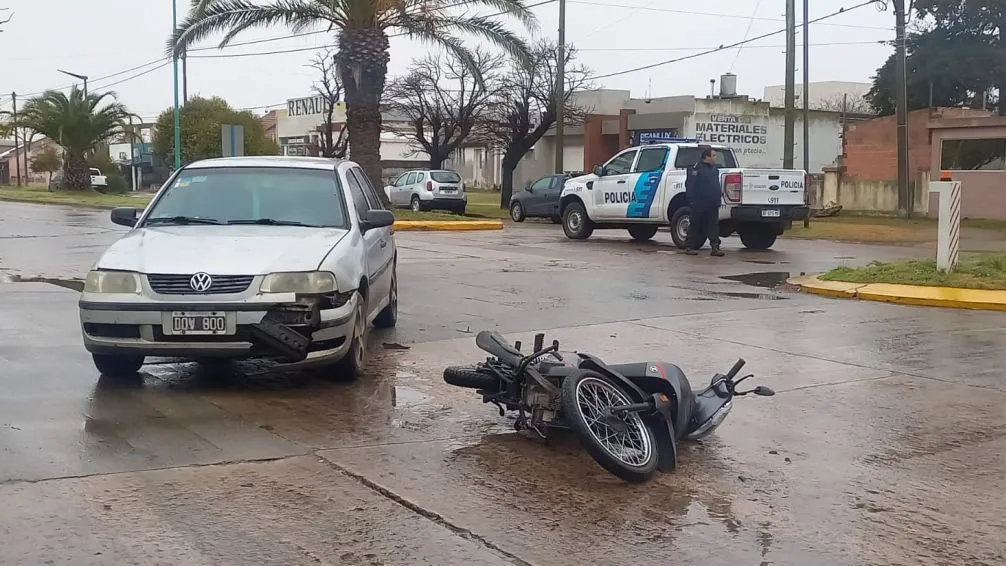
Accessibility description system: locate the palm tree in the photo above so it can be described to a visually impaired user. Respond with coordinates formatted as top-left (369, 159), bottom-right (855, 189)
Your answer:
top-left (19, 87), bottom-right (134, 189)
top-left (171, 0), bottom-right (536, 203)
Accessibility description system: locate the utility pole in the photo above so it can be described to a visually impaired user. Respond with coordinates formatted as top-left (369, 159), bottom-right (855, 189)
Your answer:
top-left (128, 115), bottom-right (137, 191)
top-left (893, 0), bottom-right (909, 217)
top-left (553, 0), bottom-right (566, 175)
top-left (783, 0), bottom-right (796, 169)
top-left (802, 0), bottom-right (810, 227)
top-left (182, 49), bottom-right (189, 103)
top-left (10, 92), bottom-right (20, 187)
top-left (171, 0), bottom-right (182, 170)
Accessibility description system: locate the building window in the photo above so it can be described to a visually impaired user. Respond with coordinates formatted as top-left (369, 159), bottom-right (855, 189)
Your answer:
top-left (940, 138), bottom-right (1006, 171)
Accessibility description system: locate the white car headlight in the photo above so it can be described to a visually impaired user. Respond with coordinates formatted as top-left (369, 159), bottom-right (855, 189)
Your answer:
top-left (259, 272), bottom-right (338, 294)
top-left (84, 270), bottom-right (141, 294)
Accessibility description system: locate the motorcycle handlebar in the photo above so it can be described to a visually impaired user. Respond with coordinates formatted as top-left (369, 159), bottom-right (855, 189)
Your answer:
top-left (725, 358), bottom-right (746, 380)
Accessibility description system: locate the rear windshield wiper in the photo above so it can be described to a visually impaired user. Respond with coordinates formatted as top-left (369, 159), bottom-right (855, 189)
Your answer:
top-left (227, 218), bottom-right (319, 227)
top-left (145, 216), bottom-right (221, 225)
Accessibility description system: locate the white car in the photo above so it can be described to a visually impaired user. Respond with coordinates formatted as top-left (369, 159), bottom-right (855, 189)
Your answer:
top-left (90, 167), bottom-right (108, 188)
top-left (384, 169), bottom-right (467, 214)
top-left (79, 156), bottom-right (398, 381)
top-left (559, 140), bottom-right (808, 250)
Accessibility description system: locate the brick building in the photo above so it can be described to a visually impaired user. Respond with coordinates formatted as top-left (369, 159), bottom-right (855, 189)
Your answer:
top-left (839, 108), bottom-right (1006, 219)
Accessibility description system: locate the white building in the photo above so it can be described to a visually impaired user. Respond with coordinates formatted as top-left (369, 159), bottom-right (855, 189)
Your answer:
top-left (763, 81), bottom-right (872, 111)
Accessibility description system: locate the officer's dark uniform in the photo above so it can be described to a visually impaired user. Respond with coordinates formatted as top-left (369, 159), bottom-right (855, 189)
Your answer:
top-left (684, 161), bottom-right (723, 254)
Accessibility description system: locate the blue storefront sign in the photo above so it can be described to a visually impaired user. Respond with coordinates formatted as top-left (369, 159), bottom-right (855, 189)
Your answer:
top-left (631, 129), bottom-right (680, 146)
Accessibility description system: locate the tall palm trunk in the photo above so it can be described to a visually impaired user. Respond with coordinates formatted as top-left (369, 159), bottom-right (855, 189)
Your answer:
top-left (63, 151), bottom-right (91, 190)
top-left (338, 29), bottom-right (391, 207)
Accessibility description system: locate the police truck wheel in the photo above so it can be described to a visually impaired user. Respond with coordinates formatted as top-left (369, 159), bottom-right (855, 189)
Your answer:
top-left (627, 225), bottom-right (658, 242)
top-left (562, 202), bottom-right (594, 240)
top-left (739, 224), bottom-right (779, 250)
top-left (670, 207), bottom-right (692, 249)
top-left (510, 201), bottom-right (526, 222)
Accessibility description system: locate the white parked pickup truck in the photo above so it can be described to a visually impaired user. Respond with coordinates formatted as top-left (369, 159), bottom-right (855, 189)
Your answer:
top-left (558, 140), bottom-right (808, 250)
top-left (90, 168), bottom-right (108, 188)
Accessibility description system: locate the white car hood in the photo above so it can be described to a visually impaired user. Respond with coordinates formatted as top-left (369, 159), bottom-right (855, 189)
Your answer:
top-left (95, 225), bottom-right (348, 275)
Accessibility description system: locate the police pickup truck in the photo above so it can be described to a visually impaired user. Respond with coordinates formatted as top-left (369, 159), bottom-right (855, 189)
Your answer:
top-left (558, 139), bottom-right (808, 250)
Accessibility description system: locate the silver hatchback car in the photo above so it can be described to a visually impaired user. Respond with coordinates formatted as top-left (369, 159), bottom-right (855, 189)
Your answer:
top-left (384, 169), bottom-right (467, 214)
top-left (79, 156), bottom-right (398, 381)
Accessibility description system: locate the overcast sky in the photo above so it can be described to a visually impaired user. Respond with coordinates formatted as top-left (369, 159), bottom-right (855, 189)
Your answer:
top-left (0, 0), bottom-right (895, 120)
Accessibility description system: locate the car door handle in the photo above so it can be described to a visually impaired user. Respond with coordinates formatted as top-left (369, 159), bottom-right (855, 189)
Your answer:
top-left (616, 180), bottom-right (626, 184)
top-left (380, 239), bottom-right (388, 248)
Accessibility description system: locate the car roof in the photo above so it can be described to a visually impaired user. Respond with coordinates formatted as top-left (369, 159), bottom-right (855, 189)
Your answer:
top-left (637, 143), bottom-right (730, 150)
top-left (185, 156), bottom-right (347, 171)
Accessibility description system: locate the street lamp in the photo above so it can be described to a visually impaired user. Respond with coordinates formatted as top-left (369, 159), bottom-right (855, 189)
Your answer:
top-left (171, 0), bottom-right (182, 170)
top-left (57, 69), bottom-right (88, 97)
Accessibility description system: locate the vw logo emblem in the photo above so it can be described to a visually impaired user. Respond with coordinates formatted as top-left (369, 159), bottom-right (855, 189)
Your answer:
top-left (190, 272), bottom-right (213, 292)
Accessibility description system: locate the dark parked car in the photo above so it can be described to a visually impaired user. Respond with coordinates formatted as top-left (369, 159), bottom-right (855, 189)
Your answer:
top-left (510, 173), bottom-right (570, 223)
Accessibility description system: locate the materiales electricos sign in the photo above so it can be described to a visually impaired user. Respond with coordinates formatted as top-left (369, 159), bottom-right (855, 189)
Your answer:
top-left (694, 113), bottom-right (768, 158)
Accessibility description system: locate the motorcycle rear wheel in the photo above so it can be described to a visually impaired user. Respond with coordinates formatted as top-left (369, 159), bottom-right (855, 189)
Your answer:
top-left (443, 366), bottom-right (500, 390)
top-left (562, 371), bottom-right (659, 483)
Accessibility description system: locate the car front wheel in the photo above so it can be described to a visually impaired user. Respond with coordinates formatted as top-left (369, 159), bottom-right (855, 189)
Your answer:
top-left (332, 293), bottom-right (368, 381)
top-left (92, 354), bottom-right (144, 380)
top-left (510, 201), bottom-right (526, 222)
top-left (562, 202), bottom-right (594, 240)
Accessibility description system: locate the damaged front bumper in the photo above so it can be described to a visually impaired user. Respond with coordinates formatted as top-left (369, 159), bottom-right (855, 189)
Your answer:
top-left (78, 291), bottom-right (358, 364)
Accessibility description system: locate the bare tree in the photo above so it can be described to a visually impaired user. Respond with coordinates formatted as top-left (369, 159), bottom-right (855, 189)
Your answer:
top-left (386, 49), bottom-right (503, 169)
top-left (482, 41), bottom-right (592, 207)
top-left (308, 47), bottom-right (348, 158)
top-left (814, 93), bottom-right (876, 115)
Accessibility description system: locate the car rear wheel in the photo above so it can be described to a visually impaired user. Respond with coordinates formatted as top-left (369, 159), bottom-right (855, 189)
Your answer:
top-left (562, 202), bottom-right (594, 240)
top-left (628, 225), bottom-right (659, 242)
top-left (739, 224), bottom-right (779, 250)
top-left (332, 293), bottom-right (368, 381)
top-left (374, 269), bottom-right (398, 329)
top-left (510, 202), bottom-right (526, 222)
top-left (92, 354), bottom-right (144, 380)
top-left (410, 195), bottom-right (422, 212)
top-left (670, 207), bottom-right (691, 249)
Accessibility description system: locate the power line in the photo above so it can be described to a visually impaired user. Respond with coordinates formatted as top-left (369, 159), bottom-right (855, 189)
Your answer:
top-left (569, 0), bottom-right (892, 31)
top-left (580, 40), bottom-right (888, 52)
top-left (593, 0), bottom-right (880, 80)
top-left (98, 61), bottom-right (173, 90)
top-left (731, 0), bottom-right (764, 70)
top-left (189, 44), bottom-right (334, 59)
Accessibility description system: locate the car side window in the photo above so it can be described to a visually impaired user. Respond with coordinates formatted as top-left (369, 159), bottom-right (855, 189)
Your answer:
top-left (604, 150), bottom-right (637, 175)
top-left (405, 172), bottom-right (417, 185)
top-left (350, 167), bottom-right (385, 210)
top-left (344, 169), bottom-right (370, 219)
top-left (394, 173), bottom-right (409, 187)
top-left (633, 148), bottom-right (669, 173)
top-left (531, 177), bottom-right (552, 191)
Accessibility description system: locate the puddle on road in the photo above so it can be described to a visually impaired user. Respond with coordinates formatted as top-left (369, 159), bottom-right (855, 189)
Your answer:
top-left (1, 274), bottom-right (84, 292)
top-left (720, 271), bottom-right (792, 289)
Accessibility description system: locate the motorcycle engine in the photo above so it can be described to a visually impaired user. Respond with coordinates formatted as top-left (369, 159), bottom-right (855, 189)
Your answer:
top-left (524, 380), bottom-right (560, 426)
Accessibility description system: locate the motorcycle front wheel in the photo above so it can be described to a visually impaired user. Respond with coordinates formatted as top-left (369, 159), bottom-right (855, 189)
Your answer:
top-left (562, 371), bottom-right (659, 483)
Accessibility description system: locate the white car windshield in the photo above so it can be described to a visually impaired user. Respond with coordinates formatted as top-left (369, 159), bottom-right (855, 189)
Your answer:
top-left (142, 167), bottom-right (349, 228)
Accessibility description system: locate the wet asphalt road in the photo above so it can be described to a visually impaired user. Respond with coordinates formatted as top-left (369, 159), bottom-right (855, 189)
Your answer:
top-left (1, 201), bottom-right (1004, 566)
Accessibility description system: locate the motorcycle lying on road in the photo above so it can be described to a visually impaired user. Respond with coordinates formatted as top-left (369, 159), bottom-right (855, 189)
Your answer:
top-left (443, 331), bottom-right (776, 483)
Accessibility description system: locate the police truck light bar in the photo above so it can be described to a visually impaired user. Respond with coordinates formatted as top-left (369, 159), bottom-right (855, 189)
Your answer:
top-left (639, 137), bottom-right (698, 145)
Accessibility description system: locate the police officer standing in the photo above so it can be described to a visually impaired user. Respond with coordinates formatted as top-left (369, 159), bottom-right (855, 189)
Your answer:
top-left (683, 148), bottom-right (725, 257)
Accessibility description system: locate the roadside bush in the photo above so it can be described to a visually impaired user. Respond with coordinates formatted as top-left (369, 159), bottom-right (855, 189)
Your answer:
top-left (104, 170), bottom-right (128, 193)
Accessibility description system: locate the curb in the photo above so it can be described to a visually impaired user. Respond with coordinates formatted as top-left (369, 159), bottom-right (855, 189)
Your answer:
top-left (393, 219), bottom-right (504, 231)
top-left (787, 275), bottom-right (1006, 311)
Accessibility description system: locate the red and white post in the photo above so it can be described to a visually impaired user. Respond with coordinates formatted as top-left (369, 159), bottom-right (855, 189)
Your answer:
top-left (928, 171), bottom-right (962, 271)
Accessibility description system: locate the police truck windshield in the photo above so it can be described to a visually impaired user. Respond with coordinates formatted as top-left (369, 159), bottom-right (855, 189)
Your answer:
top-left (674, 148), bottom-right (737, 169)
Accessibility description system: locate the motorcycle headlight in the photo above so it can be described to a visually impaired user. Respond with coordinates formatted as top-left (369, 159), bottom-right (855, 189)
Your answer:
top-left (83, 270), bottom-right (141, 294)
top-left (259, 271), bottom-right (338, 294)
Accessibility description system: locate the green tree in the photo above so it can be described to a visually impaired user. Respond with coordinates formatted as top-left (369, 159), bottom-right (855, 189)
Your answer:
top-left (18, 87), bottom-right (133, 189)
top-left (912, 0), bottom-right (1006, 114)
top-left (30, 145), bottom-right (62, 184)
top-left (151, 96), bottom-right (279, 164)
top-left (866, 29), bottom-right (995, 115)
top-left (170, 0), bottom-right (536, 205)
